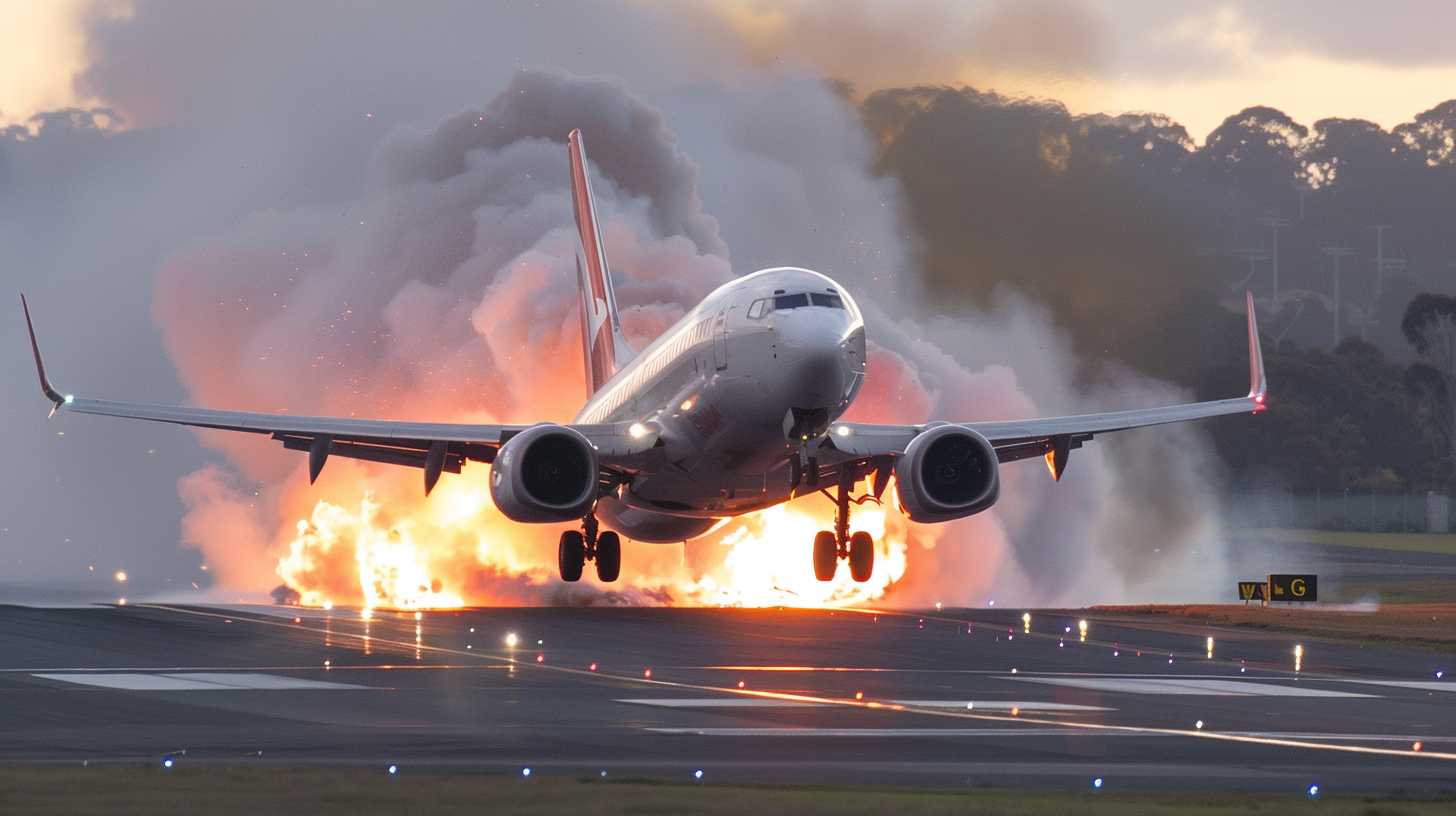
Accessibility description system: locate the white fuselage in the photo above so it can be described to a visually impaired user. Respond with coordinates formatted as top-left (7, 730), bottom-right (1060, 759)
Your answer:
top-left (575, 267), bottom-right (866, 542)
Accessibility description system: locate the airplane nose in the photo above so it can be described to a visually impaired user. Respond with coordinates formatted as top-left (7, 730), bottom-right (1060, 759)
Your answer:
top-left (774, 309), bottom-right (857, 411)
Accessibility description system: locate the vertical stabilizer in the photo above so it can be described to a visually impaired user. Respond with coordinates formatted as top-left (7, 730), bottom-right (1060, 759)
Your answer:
top-left (568, 129), bottom-right (634, 394)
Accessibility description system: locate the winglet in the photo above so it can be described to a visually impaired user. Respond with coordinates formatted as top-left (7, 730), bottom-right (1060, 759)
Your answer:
top-left (20, 294), bottom-right (67, 416)
top-left (1244, 290), bottom-right (1268, 412)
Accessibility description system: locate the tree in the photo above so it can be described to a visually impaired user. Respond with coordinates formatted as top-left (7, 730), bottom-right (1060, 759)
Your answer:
top-left (1402, 293), bottom-right (1456, 487)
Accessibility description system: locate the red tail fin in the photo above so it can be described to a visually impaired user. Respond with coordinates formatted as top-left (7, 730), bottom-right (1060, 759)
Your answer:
top-left (567, 129), bottom-right (632, 394)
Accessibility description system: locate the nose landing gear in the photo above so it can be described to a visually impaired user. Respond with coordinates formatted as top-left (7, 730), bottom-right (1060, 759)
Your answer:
top-left (558, 510), bottom-right (621, 583)
top-left (811, 467), bottom-right (876, 583)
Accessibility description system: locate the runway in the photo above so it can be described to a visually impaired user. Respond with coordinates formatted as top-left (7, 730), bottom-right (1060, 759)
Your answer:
top-left (2, 603), bottom-right (1454, 793)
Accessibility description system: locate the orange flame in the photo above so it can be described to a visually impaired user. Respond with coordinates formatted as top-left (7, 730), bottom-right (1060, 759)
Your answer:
top-left (274, 474), bottom-right (909, 609)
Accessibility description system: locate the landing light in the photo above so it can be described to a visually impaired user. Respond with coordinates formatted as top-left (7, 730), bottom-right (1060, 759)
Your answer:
top-left (680, 399), bottom-right (694, 412)
top-left (505, 632), bottom-right (518, 648)
top-left (64, 394), bottom-right (74, 404)
top-left (628, 422), bottom-right (650, 439)
top-left (835, 425), bottom-right (852, 437)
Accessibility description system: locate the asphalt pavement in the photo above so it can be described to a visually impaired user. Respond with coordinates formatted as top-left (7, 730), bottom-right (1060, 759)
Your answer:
top-left (1, 603), bottom-right (1453, 793)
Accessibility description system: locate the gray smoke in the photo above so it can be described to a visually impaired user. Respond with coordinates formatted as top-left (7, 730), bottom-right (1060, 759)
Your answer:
top-left (2, 2), bottom-right (1230, 606)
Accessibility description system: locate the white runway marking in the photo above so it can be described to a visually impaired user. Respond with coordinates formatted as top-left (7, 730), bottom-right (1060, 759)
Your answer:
top-left (618, 698), bottom-right (1111, 712)
top-left (647, 727), bottom-right (1449, 741)
top-left (32, 672), bottom-right (368, 691)
top-left (1339, 680), bottom-right (1456, 693)
top-left (1011, 677), bottom-right (1374, 697)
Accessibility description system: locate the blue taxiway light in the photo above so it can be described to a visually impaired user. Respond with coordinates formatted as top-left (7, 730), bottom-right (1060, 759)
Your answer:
top-left (387, 765), bottom-right (397, 775)
top-left (522, 767), bottom-right (532, 778)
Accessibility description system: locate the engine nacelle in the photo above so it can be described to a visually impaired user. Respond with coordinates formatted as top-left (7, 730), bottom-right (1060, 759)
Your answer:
top-left (894, 424), bottom-right (1000, 523)
top-left (489, 424), bottom-right (599, 523)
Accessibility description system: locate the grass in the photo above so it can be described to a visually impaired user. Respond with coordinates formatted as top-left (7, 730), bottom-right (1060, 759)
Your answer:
top-left (1248, 528), bottom-right (1456, 555)
top-left (1092, 603), bottom-right (1456, 649)
top-left (1, 766), bottom-right (1453, 816)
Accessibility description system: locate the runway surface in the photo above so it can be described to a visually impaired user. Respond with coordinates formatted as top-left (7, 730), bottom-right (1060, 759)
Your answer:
top-left (2, 603), bottom-right (1454, 793)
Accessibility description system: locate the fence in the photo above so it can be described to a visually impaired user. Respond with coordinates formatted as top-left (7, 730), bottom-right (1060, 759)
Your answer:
top-left (1227, 489), bottom-right (1451, 533)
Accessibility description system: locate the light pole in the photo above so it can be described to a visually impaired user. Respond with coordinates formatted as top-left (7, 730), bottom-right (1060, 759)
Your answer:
top-left (1322, 245), bottom-right (1355, 347)
top-left (1259, 216), bottom-right (1290, 303)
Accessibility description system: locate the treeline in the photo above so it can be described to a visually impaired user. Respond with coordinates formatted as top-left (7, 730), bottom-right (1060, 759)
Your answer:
top-left (862, 88), bottom-right (1456, 491)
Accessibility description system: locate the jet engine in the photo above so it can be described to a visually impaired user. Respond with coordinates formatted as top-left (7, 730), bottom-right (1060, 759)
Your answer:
top-left (894, 424), bottom-right (1000, 523)
top-left (489, 424), bottom-right (599, 523)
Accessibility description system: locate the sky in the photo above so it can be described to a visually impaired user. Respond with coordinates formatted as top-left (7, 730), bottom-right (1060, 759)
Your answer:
top-left (6, 1), bottom-right (1456, 140)
top-left (1, 1), bottom-right (1441, 604)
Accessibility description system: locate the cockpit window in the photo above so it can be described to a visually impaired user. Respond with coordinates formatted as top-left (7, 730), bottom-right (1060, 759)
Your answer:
top-left (773, 293), bottom-right (810, 310)
top-left (749, 291), bottom-right (847, 318)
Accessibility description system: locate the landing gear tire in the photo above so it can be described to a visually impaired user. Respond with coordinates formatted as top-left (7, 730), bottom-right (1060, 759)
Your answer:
top-left (848, 531), bottom-right (874, 582)
top-left (595, 531), bottom-right (621, 583)
top-left (558, 530), bottom-right (586, 582)
top-left (813, 530), bottom-right (838, 581)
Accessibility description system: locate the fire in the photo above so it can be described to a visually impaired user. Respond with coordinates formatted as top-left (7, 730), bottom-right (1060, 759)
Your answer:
top-left (273, 474), bottom-right (910, 609)
top-left (277, 494), bottom-right (464, 610)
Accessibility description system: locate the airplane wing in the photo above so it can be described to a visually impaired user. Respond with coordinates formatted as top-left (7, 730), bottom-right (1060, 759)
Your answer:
top-left (821, 291), bottom-right (1267, 482)
top-left (20, 295), bottom-right (658, 495)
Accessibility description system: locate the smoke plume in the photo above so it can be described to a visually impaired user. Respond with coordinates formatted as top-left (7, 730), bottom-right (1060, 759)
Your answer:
top-left (152, 67), bottom-right (1228, 607)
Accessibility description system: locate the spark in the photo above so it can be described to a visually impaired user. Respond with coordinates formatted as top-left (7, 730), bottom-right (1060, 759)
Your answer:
top-left (1078, 619), bottom-right (1088, 642)
top-left (1206, 636), bottom-right (1215, 659)
top-left (1294, 643), bottom-right (1304, 673)
top-left (1021, 612), bottom-right (1031, 633)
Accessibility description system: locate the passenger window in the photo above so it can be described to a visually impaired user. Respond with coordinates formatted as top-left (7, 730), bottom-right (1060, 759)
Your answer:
top-left (810, 293), bottom-right (844, 309)
top-left (773, 293), bottom-right (809, 310)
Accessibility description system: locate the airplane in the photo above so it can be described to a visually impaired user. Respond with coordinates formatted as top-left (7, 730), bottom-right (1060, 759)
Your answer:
top-left (21, 128), bottom-right (1268, 585)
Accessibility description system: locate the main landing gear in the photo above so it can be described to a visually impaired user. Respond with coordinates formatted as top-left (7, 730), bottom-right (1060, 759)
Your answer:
top-left (558, 510), bottom-right (621, 583)
top-left (812, 468), bottom-right (875, 583)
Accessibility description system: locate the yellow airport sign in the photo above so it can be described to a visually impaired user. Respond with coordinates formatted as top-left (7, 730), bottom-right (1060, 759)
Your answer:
top-left (1268, 574), bottom-right (1317, 602)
